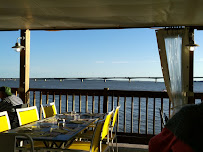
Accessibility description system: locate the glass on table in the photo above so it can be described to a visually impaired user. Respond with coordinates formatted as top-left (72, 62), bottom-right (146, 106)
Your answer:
top-left (87, 110), bottom-right (92, 114)
top-left (71, 111), bottom-right (76, 115)
top-left (74, 114), bottom-right (80, 120)
top-left (57, 118), bottom-right (66, 128)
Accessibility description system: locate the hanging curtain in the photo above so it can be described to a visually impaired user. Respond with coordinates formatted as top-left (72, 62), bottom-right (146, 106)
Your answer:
top-left (165, 36), bottom-right (185, 112)
top-left (156, 28), bottom-right (190, 115)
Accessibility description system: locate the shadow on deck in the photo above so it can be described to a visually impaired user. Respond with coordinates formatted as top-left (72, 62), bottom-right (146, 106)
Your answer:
top-left (113, 143), bottom-right (148, 152)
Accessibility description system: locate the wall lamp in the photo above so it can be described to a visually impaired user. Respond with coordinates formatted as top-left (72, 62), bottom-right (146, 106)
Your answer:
top-left (12, 37), bottom-right (25, 52)
top-left (186, 42), bottom-right (199, 51)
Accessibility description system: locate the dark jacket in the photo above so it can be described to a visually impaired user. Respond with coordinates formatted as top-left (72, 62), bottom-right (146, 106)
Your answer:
top-left (0, 95), bottom-right (23, 129)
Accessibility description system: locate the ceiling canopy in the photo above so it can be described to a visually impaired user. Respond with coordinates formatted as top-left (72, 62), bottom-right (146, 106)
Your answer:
top-left (1, 0), bottom-right (203, 30)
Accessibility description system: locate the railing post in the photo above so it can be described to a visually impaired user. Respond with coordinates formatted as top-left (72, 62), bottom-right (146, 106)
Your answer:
top-left (161, 97), bottom-right (164, 131)
top-left (39, 91), bottom-right (43, 120)
top-left (66, 94), bottom-right (69, 112)
top-left (124, 96), bottom-right (126, 132)
top-left (86, 95), bottom-right (88, 113)
top-left (103, 88), bottom-right (109, 113)
top-left (33, 91), bottom-right (36, 106)
top-left (59, 93), bottom-right (62, 114)
top-left (46, 92), bottom-right (49, 104)
top-left (79, 94), bottom-right (81, 113)
top-left (72, 94), bottom-right (75, 112)
top-left (92, 96), bottom-right (95, 113)
top-left (98, 96), bottom-right (101, 113)
top-left (117, 96), bottom-right (120, 131)
top-left (26, 91), bottom-right (30, 107)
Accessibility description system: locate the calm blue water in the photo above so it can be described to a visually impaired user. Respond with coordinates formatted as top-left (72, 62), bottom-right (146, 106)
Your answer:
top-left (0, 79), bottom-right (202, 134)
top-left (0, 79), bottom-right (167, 91)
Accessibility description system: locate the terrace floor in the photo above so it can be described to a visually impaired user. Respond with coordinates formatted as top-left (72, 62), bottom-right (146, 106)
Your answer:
top-left (29, 143), bottom-right (148, 152)
top-left (113, 143), bottom-right (148, 152)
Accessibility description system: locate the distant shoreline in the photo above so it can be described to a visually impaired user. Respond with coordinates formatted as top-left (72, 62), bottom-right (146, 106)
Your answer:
top-left (0, 77), bottom-right (164, 83)
top-left (1, 77), bottom-right (203, 83)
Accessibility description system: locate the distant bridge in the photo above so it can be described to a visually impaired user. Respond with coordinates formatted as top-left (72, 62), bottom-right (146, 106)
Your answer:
top-left (1, 77), bottom-right (203, 83)
top-left (0, 77), bottom-right (163, 82)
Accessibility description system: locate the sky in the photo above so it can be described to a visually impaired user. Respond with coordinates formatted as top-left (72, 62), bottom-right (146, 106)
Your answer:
top-left (0, 28), bottom-right (203, 79)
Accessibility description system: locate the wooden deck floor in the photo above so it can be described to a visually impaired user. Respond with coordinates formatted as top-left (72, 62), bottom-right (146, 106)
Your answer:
top-left (31, 143), bottom-right (148, 152)
top-left (112, 143), bottom-right (148, 152)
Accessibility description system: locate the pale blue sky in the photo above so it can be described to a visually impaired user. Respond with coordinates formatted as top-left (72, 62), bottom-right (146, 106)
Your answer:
top-left (0, 29), bottom-right (202, 78)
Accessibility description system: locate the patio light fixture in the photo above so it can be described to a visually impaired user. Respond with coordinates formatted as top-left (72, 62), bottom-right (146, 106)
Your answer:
top-left (185, 42), bottom-right (199, 51)
top-left (12, 37), bottom-right (25, 52)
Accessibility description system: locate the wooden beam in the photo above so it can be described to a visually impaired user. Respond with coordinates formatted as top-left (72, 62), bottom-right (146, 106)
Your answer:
top-left (19, 29), bottom-right (30, 104)
top-left (188, 28), bottom-right (195, 104)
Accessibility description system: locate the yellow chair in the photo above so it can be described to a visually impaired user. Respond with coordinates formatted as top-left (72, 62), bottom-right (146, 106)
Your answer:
top-left (16, 106), bottom-right (39, 126)
top-left (77, 111), bottom-right (114, 146)
top-left (0, 133), bottom-right (34, 152)
top-left (108, 105), bottom-right (121, 152)
top-left (101, 110), bottom-right (114, 143)
top-left (0, 111), bottom-right (11, 132)
top-left (0, 111), bottom-right (34, 152)
top-left (37, 119), bottom-right (108, 152)
top-left (41, 102), bottom-right (57, 118)
top-left (78, 106), bottom-right (120, 152)
top-left (15, 106), bottom-right (48, 152)
top-left (66, 119), bottom-right (108, 152)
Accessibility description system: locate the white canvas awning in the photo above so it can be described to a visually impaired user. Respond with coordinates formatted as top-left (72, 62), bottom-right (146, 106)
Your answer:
top-left (1, 0), bottom-right (203, 30)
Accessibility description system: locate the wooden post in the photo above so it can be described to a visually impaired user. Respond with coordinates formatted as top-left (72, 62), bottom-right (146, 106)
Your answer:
top-left (86, 95), bottom-right (88, 113)
top-left (33, 91), bottom-right (36, 106)
top-left (39, 91), bottom-right (42, 119)
top-left (131, 97), bottom-right (134, 133)
top-left (145, 97), bottom-right (148, 134)
top-left (79, 94), bottom-right (81, 113)
top-left (111, 95), bottom-right (114, 110)
top-left (161, 97), bottom-right (164, 131)
top-left (59, 94), bottom-right (62, 114)
top-left (19, 29), bottom-right (30, 104)
top-left (98, 96), bottom-right (101, 113)
top-left (153, 98), bottom-right (156, 135)
top-left (117, 96), bottom-right (120, 131)
top-left (92, 96), bottom-right (95, 113)
top-left (46, 92), bottom-right (49, 104)
top-left (72, 94), bottom-right (75, 112)
top-left (124, 97), bottom-right (126, 132)
top-left (188, 28), bottom-right (195, 104)
top-left (103, 88), bottom-right (109, 113)
top-left (138, 97), bottom-right (141, 134)
top-left (66, 94), bottom-right (69, 112)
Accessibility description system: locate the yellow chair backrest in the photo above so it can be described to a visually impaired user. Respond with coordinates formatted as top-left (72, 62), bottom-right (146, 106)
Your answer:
top-left (41, 102), bottom-right (57, 118)
top-left (101, 110), bottom-right (114, 140)
top-left (90, 119), bottom-right (105, 152)
top-left (0, 111), bottom-right (11, 132)
top-left (16, 106), bottom-right (39, 126)
top-left (112, 105), bottom-right (121, 127)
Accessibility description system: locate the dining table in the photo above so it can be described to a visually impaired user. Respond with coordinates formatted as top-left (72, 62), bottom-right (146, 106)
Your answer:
top-left (6, 112), bottom-right (105, 149)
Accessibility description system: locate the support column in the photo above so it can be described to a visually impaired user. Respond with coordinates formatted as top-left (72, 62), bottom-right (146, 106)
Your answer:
top-left (19, 29), bottom-right (30, 104)
top-left (188, 28), bottom-right (195, 104)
